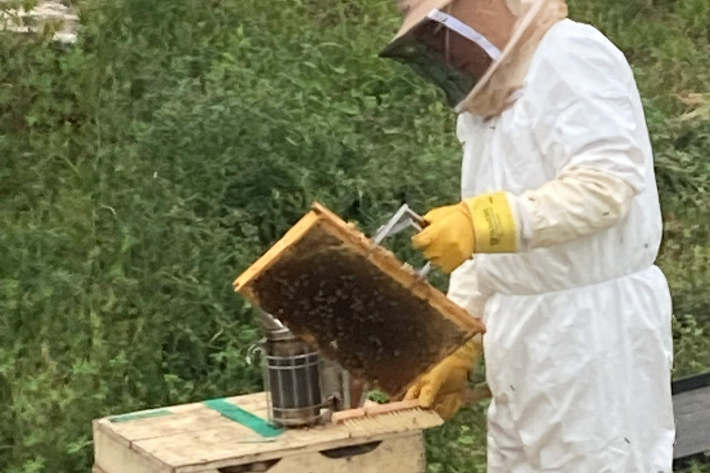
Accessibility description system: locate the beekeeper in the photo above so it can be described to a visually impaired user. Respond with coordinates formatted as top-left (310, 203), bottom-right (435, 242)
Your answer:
top-left (380, 0), bottom-right (676, 471)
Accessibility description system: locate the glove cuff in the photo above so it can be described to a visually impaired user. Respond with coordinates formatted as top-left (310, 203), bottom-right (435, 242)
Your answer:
top-left (454, 337), bottom-right (483, 374)
top-left (463, 192), bottom-right (519, 253)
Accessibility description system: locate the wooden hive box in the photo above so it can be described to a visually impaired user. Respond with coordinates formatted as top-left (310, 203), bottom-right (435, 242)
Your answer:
top-left (234, 202), bottom-right (485, 398)
top-left (93, 392), bottom-right (444, 473)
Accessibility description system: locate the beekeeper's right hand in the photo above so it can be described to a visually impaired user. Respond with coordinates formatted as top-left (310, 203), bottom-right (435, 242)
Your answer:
top-left (404, 337), bottom-right (482, 420)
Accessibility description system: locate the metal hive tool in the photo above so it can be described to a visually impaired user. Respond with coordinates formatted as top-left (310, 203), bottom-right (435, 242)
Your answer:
top-left (234, 202), bottom-right (486, 399)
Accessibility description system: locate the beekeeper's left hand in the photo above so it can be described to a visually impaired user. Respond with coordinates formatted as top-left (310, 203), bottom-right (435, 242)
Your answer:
top-left (412, 193), bottom-right (518, 273)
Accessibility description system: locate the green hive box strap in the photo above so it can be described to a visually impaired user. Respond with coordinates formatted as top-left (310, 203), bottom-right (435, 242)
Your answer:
top-left (203, 398), bottom-right (284, 438)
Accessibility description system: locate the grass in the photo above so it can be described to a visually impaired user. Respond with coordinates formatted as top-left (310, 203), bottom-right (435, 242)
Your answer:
top-left (0, 0), bottom-right (708, 471)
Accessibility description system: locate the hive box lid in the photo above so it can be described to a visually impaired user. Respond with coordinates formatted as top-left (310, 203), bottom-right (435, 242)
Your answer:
top-left (93, 392), bottom-right (444, 473)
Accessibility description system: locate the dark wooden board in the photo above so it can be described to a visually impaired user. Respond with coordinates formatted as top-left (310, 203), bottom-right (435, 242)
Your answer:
top-left (672, 371), bottom-right (710, 463)
top-left (673, 387), bottom-right (710, 460)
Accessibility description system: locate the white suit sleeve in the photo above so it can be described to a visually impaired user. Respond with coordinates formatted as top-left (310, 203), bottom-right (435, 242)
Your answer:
top-left (447, 259), bottom-right (486, 319)
top-left (513, 27), bottom-right (646, 250)
top-left (447, 259), bottom-right (485, 348)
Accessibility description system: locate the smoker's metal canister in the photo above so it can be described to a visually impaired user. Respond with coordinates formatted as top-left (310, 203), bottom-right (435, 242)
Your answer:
top-left (258, 311), bottom-right (323, 427)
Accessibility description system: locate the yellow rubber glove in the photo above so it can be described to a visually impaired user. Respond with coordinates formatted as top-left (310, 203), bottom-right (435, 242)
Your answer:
top-left (412, 192), bottom-right (518, 273)
top-left (404, 338), bottom-right (482, 420)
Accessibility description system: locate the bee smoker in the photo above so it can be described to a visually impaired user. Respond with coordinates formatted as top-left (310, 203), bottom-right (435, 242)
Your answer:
top-left (255, 310), bottom-right (355, 427)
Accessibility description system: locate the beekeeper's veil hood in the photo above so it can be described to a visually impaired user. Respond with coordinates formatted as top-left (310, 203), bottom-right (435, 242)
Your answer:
top-left (380, 0), bottom-right (568, 117)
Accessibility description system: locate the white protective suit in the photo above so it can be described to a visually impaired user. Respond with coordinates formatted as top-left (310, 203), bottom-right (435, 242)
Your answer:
top-left (446, 18), bottom-right (676, 473)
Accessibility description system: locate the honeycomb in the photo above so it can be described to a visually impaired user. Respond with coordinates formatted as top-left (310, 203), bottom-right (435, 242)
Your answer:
top-left (249, 224), bottom-right (472, 398)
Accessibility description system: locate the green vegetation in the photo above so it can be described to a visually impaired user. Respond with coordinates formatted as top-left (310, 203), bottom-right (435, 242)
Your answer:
top-left (1, 0), bottom-right (709, 471)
